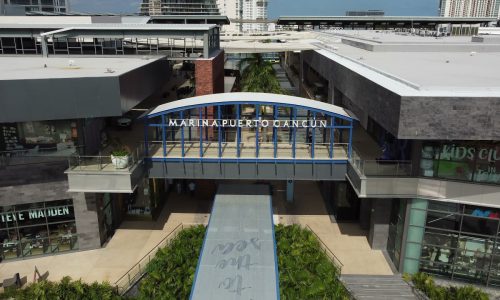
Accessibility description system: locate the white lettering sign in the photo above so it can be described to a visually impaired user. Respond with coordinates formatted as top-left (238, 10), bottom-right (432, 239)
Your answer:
top-left (165, 119), bottom-right (328, 128)
top-left (0, 206), bottom-right (71, 224)
top-left (440, 145), bottom-right (498, 163)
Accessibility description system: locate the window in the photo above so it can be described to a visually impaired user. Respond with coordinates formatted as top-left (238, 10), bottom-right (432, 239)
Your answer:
top-left (0, 199), bottom-right (77, 260)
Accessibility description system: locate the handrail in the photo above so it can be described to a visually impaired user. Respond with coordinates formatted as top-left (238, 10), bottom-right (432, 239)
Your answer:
top-left (350, 146), bottom-right (413, 177)
top-left (305, 224), bottom-right (344, 272)
top-left (68, 144), bottom-right (147, 172)
top-left (113, 223), bottom-right (187, 295)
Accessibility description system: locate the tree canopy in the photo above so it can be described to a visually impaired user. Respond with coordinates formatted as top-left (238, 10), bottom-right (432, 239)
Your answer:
top-left (239, 54), bottom-right (285, 94)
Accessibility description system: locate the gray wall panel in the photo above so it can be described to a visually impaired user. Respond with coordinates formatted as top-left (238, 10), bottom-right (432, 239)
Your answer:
top-left (399, 96), bottom-right (500, 140)
top-left (118, 58), bottom-right (170, 113)
top-left (148, 161), bottom-right (347, 181)
top-left (0, 77), bottom-right (121, 123)
top-left (0, 59), bottom-right (170, 123)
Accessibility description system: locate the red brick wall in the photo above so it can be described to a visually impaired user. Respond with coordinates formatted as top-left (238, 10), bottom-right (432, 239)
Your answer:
top-left (195, 50), bottom-right (225, 96)
top-left (195, 50), bottom-right (225, 140)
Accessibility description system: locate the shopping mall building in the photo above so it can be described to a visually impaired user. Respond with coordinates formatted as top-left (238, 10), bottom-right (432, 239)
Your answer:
top-left (0, 16), bottom-right (499, 288)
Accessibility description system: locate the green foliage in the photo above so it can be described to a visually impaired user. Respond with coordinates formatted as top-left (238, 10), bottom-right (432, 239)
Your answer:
top-left (0, 276), bottom-right (120, 300)
top-left (275, 224), bottom-right (350, 300)
top-left (137, 225), bottom-right (205, 300)
top-left (111, 149), bottom-right (129, 156)
top-left (408, 272), bottom-right (489, 300)
top-left (239, 53), bottom-right (285, 94)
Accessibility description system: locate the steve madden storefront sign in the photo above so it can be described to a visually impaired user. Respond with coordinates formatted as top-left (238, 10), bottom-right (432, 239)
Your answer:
top-left (0, 206), bottom-right (71, 223)
top-left (167, 119), bottom-right (328, 128)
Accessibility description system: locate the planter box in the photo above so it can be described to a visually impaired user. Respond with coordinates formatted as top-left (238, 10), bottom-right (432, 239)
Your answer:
top-left (111, 154), bottom-right (130, 169)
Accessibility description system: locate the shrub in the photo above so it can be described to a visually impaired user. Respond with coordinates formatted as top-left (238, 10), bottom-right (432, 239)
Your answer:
top-left (406, 272), bottom-right (489, 300)
top-left (275, 224), bottom-right (349, 300)
top-left (0, 276), bottom-right (120, 300)
top-left (137, 225), bottom-right (205, 300)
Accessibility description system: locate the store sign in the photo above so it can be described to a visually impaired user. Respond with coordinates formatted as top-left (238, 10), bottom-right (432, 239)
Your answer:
top-left (167, 119), bottom-right (328, 128)
top-left (0, 206), bottom-right (70, 222)
top-left (440, 145), bottom-right (499, 162)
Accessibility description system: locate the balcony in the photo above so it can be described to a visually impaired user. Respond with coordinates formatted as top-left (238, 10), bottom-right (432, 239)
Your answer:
top-left (65, 146), bottom-right (146, 193)
top-left (346, 149), bottom-right (500, 207)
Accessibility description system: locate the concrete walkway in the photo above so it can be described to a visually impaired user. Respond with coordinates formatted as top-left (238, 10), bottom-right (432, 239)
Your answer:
top-left (271, 181), bottom-right (393, 275)
top-left (0, 181), bottom-right (392, 289)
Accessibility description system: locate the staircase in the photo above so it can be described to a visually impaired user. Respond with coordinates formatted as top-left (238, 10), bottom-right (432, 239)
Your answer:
top-left (341, 274), bottom-right (418, 300)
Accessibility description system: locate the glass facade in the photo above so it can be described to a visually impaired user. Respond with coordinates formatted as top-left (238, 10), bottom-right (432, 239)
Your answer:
top-left (126, 178), bottom-right (169, 220)
top-left (0, 120), bottom-right (78, 154)
top-left (0, 199), bottom-right (77, 261)
top-left (387, 199), bottom-right (406, 270)
top-left (420, 141), bottom-right (499, 185)
top-left (405, 199), bottom-right (500, 286)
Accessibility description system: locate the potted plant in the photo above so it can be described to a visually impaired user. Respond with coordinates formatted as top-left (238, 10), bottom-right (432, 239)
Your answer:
top-left (111, 148), bottom-right (130, 169)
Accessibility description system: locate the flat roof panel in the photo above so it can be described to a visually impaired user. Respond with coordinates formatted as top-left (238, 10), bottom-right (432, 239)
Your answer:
top-left (190, 184), bottom-right (278, 300)
top-left (315, 31), bottom-right (500, 95)
top-left (0, 56), bottom-right (164, 80)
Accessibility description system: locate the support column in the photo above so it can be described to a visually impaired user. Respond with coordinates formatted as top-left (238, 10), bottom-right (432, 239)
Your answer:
top-left (41, 37), bottom-right (48, 57)
top-left (368, 198), bottom-right (391, 250)
top-left (286, 180), bottom-right (294, 203)
top-left (403, 198), bottom-right (428, 274)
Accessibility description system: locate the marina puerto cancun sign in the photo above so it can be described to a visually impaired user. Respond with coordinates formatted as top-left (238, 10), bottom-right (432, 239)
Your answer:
top-left (167, 119), bottom-right (328, 128)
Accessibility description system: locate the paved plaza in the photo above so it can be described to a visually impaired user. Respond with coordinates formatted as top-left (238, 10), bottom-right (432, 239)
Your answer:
top-left (0, 181), bottom-right (392, 289)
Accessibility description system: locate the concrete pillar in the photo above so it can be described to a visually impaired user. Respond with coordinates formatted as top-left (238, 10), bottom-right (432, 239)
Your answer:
top-left (286, 179), bottom-right (294, 203)
top-left (41, 37), bottom-right (48, 57)
top-left (72, 192), bottom-right (102, 250)
top-left (359, 198), bottom-right (371, 230)
top-left (368, 198), bottom-right (391, 250)
top-left (403, 198), bottom-right (428, 274)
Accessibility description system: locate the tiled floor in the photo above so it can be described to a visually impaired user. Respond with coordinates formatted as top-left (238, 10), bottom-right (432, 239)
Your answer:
top-left (0, 181), bottom-right (392, 289)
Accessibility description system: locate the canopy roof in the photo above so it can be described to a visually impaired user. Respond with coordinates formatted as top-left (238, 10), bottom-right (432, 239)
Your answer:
top-left (147, 92), bottom-right (354, 120)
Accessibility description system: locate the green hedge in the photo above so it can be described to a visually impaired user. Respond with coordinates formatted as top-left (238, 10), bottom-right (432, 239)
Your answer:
top-left (0, 276), bottom-right (121, 300)
top-left (275, 224), bottom-right (350, 300)
top-left (405, 272), bottom-right (489, 300)
top-left (137, 225), bottom-right (205, 300)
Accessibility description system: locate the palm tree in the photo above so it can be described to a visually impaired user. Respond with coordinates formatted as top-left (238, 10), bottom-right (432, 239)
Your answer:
top-left (238, 53), bottom-right (285, 94)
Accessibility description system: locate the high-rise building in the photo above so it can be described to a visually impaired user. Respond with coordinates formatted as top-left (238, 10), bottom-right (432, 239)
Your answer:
top-left (216, 0), bottom-right (268, 32)
top-left (439, 0), bottom-right (500, 17)
top-left (3, 0), bottom-right (69, 13)
top-left (140, 0), bottom-right (220, 16)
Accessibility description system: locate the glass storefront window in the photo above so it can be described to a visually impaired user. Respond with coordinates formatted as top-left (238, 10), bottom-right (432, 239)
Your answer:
top-left (409, 200), bottom-right (500, 287)
top-left (426, 210), bottom-right (461, 231)
top-left (420, 141), bottom-right (499, 185)
top-left (0, 199), bottom-right (77, 261)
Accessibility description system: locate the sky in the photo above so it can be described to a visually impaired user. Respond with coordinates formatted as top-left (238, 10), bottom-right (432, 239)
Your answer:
top-left (70, 0), bottom-right (440, 17)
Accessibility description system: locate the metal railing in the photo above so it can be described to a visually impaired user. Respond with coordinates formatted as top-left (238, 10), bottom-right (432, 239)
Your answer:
top-left (350, 147), bottom-right (413, 177)
top-left (147, 140), bottom-right (350, 160)
top-left (68, 144), bottom-right (147, 172)
top-left (305, 224), bottom-right (344, 273)
top-left (113, 223), bottom-right (187, 295)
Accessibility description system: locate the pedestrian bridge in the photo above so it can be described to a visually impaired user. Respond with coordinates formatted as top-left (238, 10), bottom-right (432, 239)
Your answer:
top-left (144, 93), bottom-right (354, 180)
top-left (65, 93), bottom-right (355, 193)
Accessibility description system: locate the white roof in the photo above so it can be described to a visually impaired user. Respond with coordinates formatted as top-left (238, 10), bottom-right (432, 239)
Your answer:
top-left (148, 92), bottom-right (353, 119)
top-left (0, 56), bottom-right (163, 80)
